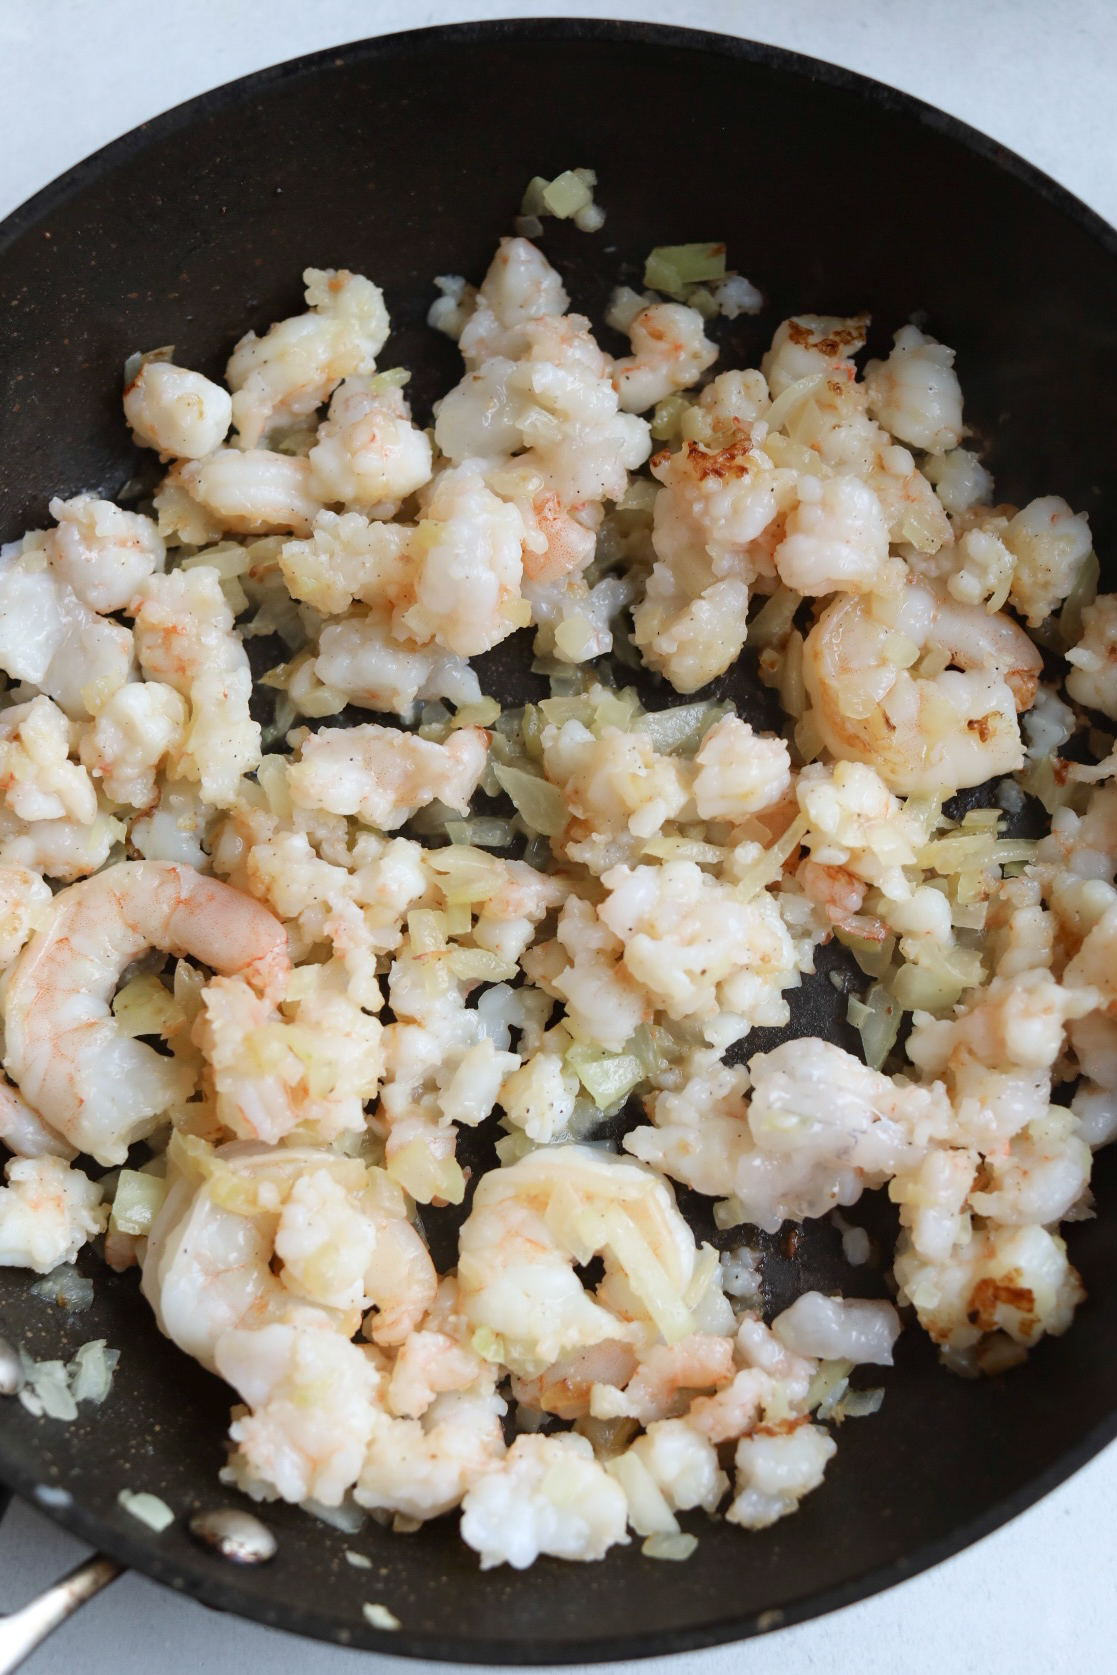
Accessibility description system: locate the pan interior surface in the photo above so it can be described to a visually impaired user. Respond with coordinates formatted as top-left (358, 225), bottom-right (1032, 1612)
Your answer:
top-left (0, 19), bottom-right (1115, 1662)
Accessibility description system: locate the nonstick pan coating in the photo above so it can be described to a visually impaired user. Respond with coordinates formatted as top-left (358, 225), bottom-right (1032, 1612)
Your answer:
top-left (0, 19), bottom-right (1114, 1663)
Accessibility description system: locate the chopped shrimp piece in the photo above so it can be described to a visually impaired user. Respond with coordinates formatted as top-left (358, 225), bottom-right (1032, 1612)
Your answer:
top-left (596, 860), bottom-right (796, 1046)
top-left (1066, 593), bottom-right (1117, 718)
top-left (79, 682), bottom-right (188, 809)
top-left (167, 450), bottom-right (322, 537)
top-left (456, 237), bottom-right (570, 366)
top-left (761, 313), bottom-right (869, 398)
top-left (1003, 496), bottom-right (1092, 627)
top-left (356, 1387), bottom-right (507, 1522)
top-left (774, 474), bottom-right (896, 596)
top-left (692, 716), bottom-right (791, 820)
top-left (47, 495), bottom-right (164, 612)
top-left (195, 976), bottom-right (383, 1145)
top-left (124, 357), bottom-right (233, 459)
top-left (314, 602), bottom-right (481, 717)
top-left (281, 512), bottom-right (412, 615)
top-left (2, 860), bottom-right (290, 1163)
top-left (0, 534), bottom-right (133, 721)
top-left (772, 1292), bottom-right (901, 1365)
top-left (894, 1221), bottom-right (1084, 1352)
top-left (308, 375), bottom-right (433, 511)
top-left (726, 1423), bottom-right (836, 1530)
top-left (0, 866), bottom-right (51, 968)
top-left (864, 325), bottom-right (964, 453)
top-left (459, 1432), bottom-right (628, 1568)
top-left (287, 722), bottom-right (488, 830)
top-left (226, 267), bottom-right (389, 448)
top-left (612, 302), bottom-right (717, 414)
top-left (0, 1077), bottom-right (75, 1160)
top-left (0, 1156), bottom-right (106, 1272)
top-left (591, 1334), bottom-right (736, 1424)
top-left (386, 1329), bottom-right (488, 1419)
top-left (397, 465), bottom-right (525, 657)
top-left (217, 1317), bottom-right (380, 1506)
top-left (632, 438), bottom-right (796, 692)
top-left (131, 566), bottom-right (260, 805)
top-left (0, 698), bottom-right (95, 824)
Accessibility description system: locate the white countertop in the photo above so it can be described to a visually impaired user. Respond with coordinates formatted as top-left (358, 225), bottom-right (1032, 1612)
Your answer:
top-left (1, 1), bottom-right (1115, 1670)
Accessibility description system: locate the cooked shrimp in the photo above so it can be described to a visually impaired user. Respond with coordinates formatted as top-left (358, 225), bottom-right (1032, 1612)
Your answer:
top-left (47, 495), bottom-right (164, 613)
top-left (123, 358), bottom-right (233, 460)
top-left (590, 1333), bottom-right (736, 1424)
top-left (357, 1386), bottom-right (508, 1522)
top-left (0, 1154), bottom-right (106, 1272)
top-left (863, 325), bottom-right (964, 454)
top-left (0, 1077), bottom-right (75, 1160)
top-left (226, 267), bottom-right (390, 449)
top-left (307, 375), bottom-right (433, 511)
top-left (217, 1315), bottom-right (380, 1506)
top-left (386, 1328), bottom-right (489, 1419)
top-left (2, 860), bottom-right (290, 1164)
top-left (457, 1145), bottom-right (704, 1376)
top-left (519, 492), bottom-right (598, 585)
top-left (168, 450), bottom-right (323, 538)
top-left (612, 302), bottom-right (718, 414)
top-left (803, 579), bottom-right (1042, 793)
top-left (143, 1139), bottom-right (435, 1372)
top-left (286, 721), bottom-right (489, 830)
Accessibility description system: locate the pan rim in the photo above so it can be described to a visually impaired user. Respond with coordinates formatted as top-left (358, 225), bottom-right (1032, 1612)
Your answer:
top-left (0, 14), bottom-right (1115, 1663)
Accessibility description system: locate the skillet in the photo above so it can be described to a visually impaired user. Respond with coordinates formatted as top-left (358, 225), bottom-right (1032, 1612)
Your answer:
top-left (0, 17), bottom-right (1114, 1665)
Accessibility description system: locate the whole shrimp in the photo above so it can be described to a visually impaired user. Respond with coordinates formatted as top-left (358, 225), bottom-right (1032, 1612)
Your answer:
top-left (803, 579), bottom-right (1042, 794)
top-left (457, 1145), bottom-right (705, 1377)
top-left (1, 860), bottom-right (290, 1165)
top-left (143, 1139), bottom-right (436, 1374)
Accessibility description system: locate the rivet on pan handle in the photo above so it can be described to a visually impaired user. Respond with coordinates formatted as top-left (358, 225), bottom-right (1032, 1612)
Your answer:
top-left (0, 1555), bottom-right (122, 1674)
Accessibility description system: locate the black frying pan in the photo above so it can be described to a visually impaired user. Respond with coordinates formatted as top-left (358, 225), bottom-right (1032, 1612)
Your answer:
top-left (0, 18), bottom-right (1114, 1665)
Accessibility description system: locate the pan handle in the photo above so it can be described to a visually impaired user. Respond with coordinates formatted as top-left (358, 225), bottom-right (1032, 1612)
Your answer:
top-left (0, 1554), bottom-right (123, 1674)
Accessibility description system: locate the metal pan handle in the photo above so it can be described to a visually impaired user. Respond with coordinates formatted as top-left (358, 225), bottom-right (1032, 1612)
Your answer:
top-left (0, 1554), bottom-right (122, 1674)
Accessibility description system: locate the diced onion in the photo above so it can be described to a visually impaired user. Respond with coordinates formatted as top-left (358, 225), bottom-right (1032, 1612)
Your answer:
top-left (763, 373), bottom-right (825, 435)
top-left (748, 587), bottom-right (799, 651)
top-left (304, 1497), bottom-right (366, 1533)
top-left (565, 1043), bottom-right (645, 1111)
top-left (855, 983), bottom-right (901, 1071)
top-left (30, 1266), bottom-right (95, 1313)
top-left (110, 1170), bottom-right (168, 1237)
top-left (68, 1340), bottom-right (119, 1405)
top-left (386, 1141), bottom-right (465, 1206)
top-left (118, 1489), bottom-right (175, 1532)
top-left (605, 1452), bottom-right (680, 1537)
top-left (806, 1357), bottom-right (854, 1416)
top-left (493, 762), bottom-right (567, 836)
top-left (1058, 550), bottom-right (1100, 651)
top-left (541, 170), bottom-right (594, 219)
top-left (362, 1603), bottom-right (402, 1632)
top-left (637, 702), bottom-right (725, 755)
top-left (733, 813), bottom-right (808, 900)
top-left (833, 1385), bottom-right (885, 1420)
top-left (641, 1532), bottom-right (698, 1561)
top-left (644, 243), bottom-right (727, 300)
top-left (112, 973), bottom-right (181, 1039)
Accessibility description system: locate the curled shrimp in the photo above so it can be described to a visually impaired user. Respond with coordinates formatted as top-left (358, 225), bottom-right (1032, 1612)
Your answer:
top-left (457, 1144), bottom-right (704, 1377)
top-left (1, 860), bottom-right (290, 1165)
top-left (143, 1139), bottom-right (436, 1374)
top-left (803, 579), bottom-right (1042, 794)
